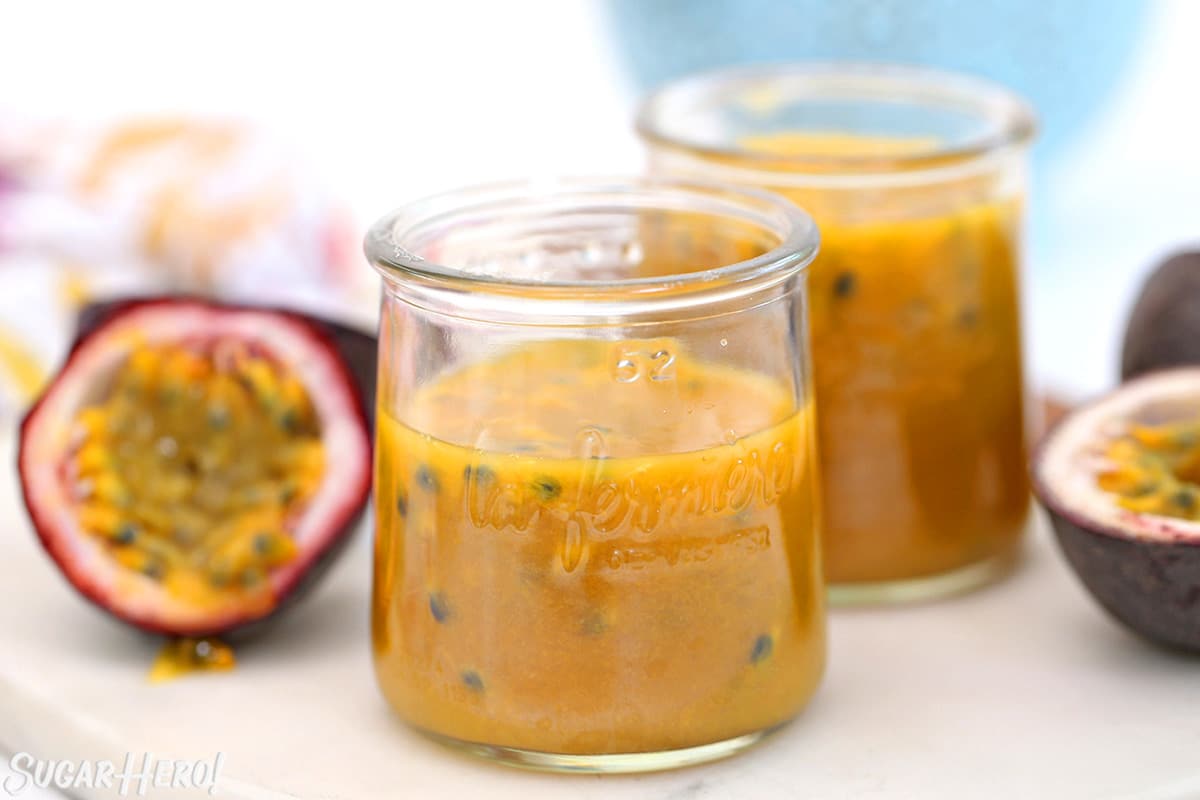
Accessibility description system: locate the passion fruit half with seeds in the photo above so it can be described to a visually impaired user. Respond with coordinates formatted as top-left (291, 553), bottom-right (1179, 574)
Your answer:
top-left (1034, 368), bottom-right (1200, 650)
top-left (18, 297), bottom-right (373, 636)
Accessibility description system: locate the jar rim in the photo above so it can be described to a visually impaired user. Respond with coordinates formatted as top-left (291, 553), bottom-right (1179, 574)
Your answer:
top-left (364, 176), bottom-right (818, 305)
top-left (635, 62), bottom-right (1036, 183)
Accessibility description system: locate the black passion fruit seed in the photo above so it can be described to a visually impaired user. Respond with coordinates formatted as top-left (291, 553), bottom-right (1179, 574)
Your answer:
top-left (461, 670), bottom-right (484, 692)
top-left (395, 490), bottom-right (408, 518)
top-left (428, 592), bottom-right (450, 623)
top-left (750, 634), bottom-right (773, 664)
top-left (114, 523), bottom-right (137, 545)
top-left (279, 408), bottom-right (299, 433)
top-left (415, 465), bottom-right (439, 493)
top-left (833, 271), bottom-right (857, 299)
top-left (531, 476), bottom-right (562, 501)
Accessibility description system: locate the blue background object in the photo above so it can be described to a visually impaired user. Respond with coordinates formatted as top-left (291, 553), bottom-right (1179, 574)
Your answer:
top-left (606, 0), bottom-right (1149, 171)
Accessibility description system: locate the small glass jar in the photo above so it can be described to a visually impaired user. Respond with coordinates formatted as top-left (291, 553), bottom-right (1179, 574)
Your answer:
top-left (638, 64), bottom-right (1036, 604)
top-left (365, 178), bottom-right (824, 772)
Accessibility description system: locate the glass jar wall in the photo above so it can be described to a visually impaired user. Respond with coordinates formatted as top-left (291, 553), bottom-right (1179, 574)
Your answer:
top-left (639, 64), bottom-right (1036, 603)
top-left (365, 178), bottom-right (825, 771)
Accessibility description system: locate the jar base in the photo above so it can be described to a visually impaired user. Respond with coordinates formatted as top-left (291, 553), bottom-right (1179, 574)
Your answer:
top-left (827, 548), bottom-right (1019, 607)
top-left (415, 725), bottom-right (781, 774)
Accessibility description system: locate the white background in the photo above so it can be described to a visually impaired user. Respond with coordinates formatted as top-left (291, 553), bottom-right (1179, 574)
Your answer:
top-left (3, 1), bottom-right (1200, 396)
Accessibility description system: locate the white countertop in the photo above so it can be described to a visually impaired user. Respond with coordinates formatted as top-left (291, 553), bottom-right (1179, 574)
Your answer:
top-left (2, 425), bottom-right (1199, 799)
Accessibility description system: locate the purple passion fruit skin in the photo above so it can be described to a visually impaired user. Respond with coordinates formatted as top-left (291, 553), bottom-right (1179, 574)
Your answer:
top-left (1034, 368), bottom-right (1200, 651)
top-left (1122, 251), bottom-right (1200, 381)
top-left (1048, 514), bottom-right (1200, 650)
top-left (18, 297), bottom-right (375, 638)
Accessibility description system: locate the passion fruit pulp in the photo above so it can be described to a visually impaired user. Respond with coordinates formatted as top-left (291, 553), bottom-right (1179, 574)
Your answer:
top-left (18, 297), bottom-right (373, 637)
top-left (1034, 369), bottom-right (1200, 650)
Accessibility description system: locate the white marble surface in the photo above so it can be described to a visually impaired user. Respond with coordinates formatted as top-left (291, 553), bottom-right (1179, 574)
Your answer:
top-left (2, 421), bottom-right (1200, 799)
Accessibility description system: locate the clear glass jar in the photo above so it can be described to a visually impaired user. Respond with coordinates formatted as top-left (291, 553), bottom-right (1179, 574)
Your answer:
top-left (365, 178), bottom-right (824, 772)
top-left (639, 64), bottom-right (1036, 604)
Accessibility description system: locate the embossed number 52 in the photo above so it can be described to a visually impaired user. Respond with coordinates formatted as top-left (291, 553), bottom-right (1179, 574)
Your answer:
top-left (614, 349), bottom-right (676, 383)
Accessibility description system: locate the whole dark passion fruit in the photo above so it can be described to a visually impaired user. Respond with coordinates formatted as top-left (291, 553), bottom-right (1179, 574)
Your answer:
top-left (18, 297), bottom-right (373, 636)
top-left (1122, 251), bottom-right (1200, 380)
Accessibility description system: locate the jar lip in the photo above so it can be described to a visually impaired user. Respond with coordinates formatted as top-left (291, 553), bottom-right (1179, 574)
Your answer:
top-left (364, 176), bottom-right (818, 301)
top-left (635, 61), bottom-right (1037, 178)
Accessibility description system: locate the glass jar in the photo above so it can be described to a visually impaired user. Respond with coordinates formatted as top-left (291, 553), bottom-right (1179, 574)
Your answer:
top-left (365, 178), bottom-right (824, 772)
top-left (638, 64), bottom-right (1036, 604)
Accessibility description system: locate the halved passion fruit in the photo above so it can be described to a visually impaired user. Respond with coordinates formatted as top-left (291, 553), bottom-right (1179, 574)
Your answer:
top-left (18, 298), bottom-right (373, 636)
top-left (1034, 368), bottom-right (1200, 650)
